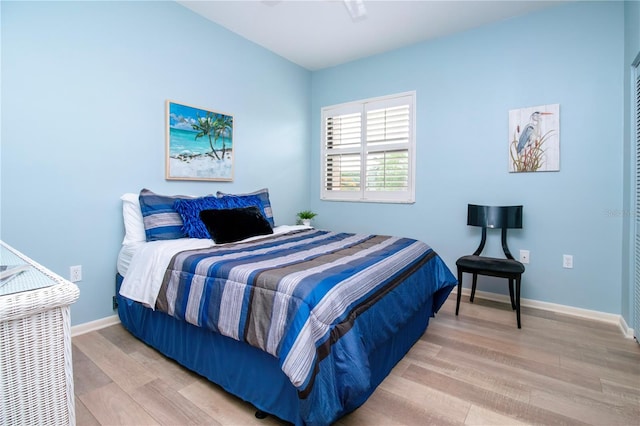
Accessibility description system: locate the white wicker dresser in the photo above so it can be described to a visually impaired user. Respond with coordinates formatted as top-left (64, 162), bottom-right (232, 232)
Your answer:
top-left (0, 241), bottom-right (80, 426)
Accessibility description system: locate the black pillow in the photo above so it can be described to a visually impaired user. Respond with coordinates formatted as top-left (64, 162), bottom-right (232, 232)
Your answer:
top-left (199, 206), bottom-right (273, 244)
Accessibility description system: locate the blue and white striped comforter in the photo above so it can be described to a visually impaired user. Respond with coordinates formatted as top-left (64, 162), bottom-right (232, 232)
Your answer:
top-left (155, 228), bottom-right (456, 397)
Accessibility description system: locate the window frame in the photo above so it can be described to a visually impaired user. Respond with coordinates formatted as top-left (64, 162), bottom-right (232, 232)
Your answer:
top-left (320, 91), bottom-right (416, 204)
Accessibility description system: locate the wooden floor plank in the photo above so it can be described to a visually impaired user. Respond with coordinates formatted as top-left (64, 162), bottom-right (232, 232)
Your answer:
top-left (75, 397), bottom-right (100, 426)
top-left (98, 323), bottom-right (145, 355)
top-left (71, 296), bottom-right (640, 425)
top-left (335, 403), bottom-right (402, 426)
top-left (529, 387), bottom-right (640, 426)
top-left (127, 341), bottom-right (201, 392)
top-left (74, 330), bottom-right (156, 393)
top-left (179, 379), bottom-right (283, 426)
top-left (130, 378), bottom-right (218, 425)
top-left (358, 386), bottom-right (461, 426)
top-left (401, 362), bottom-right (587, 425)
top-left (601, 378), bottom-right (640, 403)
top-left (79, 382), bottom-right (159, 425)
top-left (72, 343), bottom-right (112, 396)
top-left (404, 350), bottom-right (532, 404)
top-left (464, 404), bottom-right (530, 426)
top-left (377, 373), bottom-right (471, 423)
top-left (423, 327), bottom-right (604, 392)
top-left (434, 343), bottom-right (626, 411)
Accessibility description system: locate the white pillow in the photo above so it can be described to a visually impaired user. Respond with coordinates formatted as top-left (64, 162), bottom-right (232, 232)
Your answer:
top-left (121, 193), bottom-right (146, 245)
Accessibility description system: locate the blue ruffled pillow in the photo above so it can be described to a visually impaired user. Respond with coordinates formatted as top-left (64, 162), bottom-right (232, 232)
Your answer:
top-left (217, 188), bottom-right (274, 228)
top-left (174, 194), bottom-right (270, 239)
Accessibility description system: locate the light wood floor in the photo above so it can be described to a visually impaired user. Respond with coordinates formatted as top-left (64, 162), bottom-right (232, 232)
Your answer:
top-left (73, 295), bottom-right (640, 425)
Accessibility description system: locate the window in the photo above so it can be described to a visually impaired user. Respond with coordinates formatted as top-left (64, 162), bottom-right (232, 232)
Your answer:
top-left (321, 92), bottom-right (415, 203)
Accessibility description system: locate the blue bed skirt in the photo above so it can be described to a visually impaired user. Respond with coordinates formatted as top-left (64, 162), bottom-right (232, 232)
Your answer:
top-left (116, 274), bottom-right (446, 425)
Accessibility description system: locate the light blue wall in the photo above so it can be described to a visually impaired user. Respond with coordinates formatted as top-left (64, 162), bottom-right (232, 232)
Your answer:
top-left (311, 1), bottom-right (625, 314)
top-left (1, 1), bottom-right (311, 325)
top-left (1, 0), bottom-right (630, 325)
top-left (623, 1), bottom-right (640, 327)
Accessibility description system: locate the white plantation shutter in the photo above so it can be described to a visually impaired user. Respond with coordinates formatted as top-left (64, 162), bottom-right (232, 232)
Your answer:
top-left (325, 153), bottom-right (361, 192)
top-left (366, 150), bottom-right (409, 190)
top-left (322, 92), bottom-right (415, 203)
top-left (324, 109), bottom-right (362, 193)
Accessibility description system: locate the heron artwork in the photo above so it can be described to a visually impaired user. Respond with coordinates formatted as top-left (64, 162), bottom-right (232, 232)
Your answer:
top-left (516, 111), bottom-right (553, 154)
top-left (509, 104), bottom-right (559, 173)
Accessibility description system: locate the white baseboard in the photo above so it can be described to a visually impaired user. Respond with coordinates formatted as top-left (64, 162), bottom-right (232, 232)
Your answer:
top-left (453, 287), bottom-right (635, 339)
top-left (71, 291), bottom-right (637, 341)
top-left (618, 315), bottom-right (635, 339)
top-left (71, 314), bottom-right (120, 337)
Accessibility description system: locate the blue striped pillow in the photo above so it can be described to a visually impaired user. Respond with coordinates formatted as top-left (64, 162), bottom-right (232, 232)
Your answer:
top-left (174, 194), bottom-right (269, 239)
top-left (138, 189), bottom-right (195, 241)
top-left (217, 188), bottom-right (274, 227)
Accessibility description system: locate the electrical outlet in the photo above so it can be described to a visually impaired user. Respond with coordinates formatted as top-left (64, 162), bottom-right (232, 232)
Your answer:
top-left (519, 250), bottom-right (530, 264)
top-left (70, 265), bottom-right (82, 282)
top-left (563, 255), bottom-right (573, 269)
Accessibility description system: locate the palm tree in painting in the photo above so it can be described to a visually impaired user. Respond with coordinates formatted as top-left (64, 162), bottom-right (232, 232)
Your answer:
top-left (213, 115), bottom-right (233, 160)
top-left (192, 112), bottom-right (221, 160)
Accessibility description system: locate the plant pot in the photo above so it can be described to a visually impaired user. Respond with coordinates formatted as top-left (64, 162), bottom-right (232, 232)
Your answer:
top-left (302, 219), bottom-right (311, 226)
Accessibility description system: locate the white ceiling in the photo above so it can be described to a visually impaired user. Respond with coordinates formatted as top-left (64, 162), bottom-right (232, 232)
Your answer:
top-left (177, 0), bottom-right (563, 71)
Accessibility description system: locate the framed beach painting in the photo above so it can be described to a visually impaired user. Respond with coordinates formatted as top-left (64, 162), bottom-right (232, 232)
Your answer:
top-left (166, 100), bottom-right (234, 181)
top-left (508, 103), bottom-right (560, 173)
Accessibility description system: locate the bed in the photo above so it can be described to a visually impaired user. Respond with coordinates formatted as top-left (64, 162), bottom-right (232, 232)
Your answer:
top-left (115, 189), bottom-right (456, 426)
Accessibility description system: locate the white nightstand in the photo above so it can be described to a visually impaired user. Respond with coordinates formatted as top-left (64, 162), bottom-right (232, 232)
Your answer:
top-left (0, 241), bottom-right (80, 425)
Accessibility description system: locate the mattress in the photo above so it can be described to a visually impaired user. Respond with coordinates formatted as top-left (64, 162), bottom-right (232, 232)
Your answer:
top-left (116, 241), bottom-right (144, 276)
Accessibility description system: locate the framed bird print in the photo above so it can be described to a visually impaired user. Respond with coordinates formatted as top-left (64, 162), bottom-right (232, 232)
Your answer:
top-left (509, 104), bottom-right (559, 172)
top-left (166, 100), bottom-right (234, 181)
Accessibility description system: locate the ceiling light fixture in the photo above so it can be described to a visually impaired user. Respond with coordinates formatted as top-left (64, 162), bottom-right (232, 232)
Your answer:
top-left (343, 0), bottom-right (367, 21)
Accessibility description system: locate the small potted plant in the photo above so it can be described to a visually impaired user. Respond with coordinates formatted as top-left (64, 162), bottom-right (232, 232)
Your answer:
top-left (297, 210), bottom-right (317, 227)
